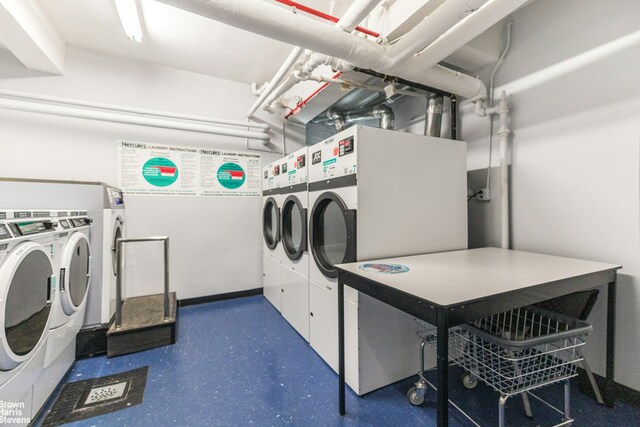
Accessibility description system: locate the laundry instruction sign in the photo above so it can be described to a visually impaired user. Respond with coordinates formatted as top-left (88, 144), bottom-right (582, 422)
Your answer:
top-left (118, 141), bottom-right (261, 197)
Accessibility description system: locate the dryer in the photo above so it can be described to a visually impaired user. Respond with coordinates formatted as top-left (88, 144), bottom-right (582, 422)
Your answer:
top-left (101, 186), bottom-right (125, 324)
top-left (278, 147), bottom-right (309, 341)
top-left (307, 126), bottom-right (467, 395)
top-left (0, 209), bottom-right (57, 423)
top-left (262, 160), bottom-right (283, 311)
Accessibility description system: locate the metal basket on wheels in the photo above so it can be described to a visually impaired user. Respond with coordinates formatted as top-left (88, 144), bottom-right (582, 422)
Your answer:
top-left (407, 306), bottom-right (592, 427)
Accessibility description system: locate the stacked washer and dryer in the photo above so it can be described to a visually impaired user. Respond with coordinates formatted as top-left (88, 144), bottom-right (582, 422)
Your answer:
top-left (278, 147), bottom-right (310, 341)
top-left (262, 160), bottom-right (284, 311)
top-left (0, 209), bottom-right (92, 423)
top-left (299, 125), bottom-right (466, 395)
top-left (261, 126), bottom-right (467, 396)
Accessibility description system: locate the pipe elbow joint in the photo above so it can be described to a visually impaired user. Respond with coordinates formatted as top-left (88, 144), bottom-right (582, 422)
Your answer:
top-left (373, 104), bottom-right (394, 130)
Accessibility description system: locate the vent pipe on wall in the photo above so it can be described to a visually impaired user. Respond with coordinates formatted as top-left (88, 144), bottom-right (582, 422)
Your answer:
top-left (327, 104), bottom-right (394, 132)
top-left (424, 94), bottom-right (443, 137)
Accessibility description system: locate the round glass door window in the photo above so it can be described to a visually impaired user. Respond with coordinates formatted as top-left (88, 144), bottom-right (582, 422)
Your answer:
top-left (5, 248), bottom-right (52, 356)
top-left (68, 237), bottom-right (91, 308)
top-left (263, 198), bottom-right (279, 249)
top-left (282, 196), bottom-right (306, 260)
top-left (310, 192), bottom-right (356, 278)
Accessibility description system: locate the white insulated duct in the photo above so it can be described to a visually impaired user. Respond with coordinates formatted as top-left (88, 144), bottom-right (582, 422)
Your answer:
top-left (413, 0), bottom-right (529, 72)
top-left (156, 0), bottom-right (490, 100)
top-left (336, 0), bottom-right (382, 32)
top-left (0, 96), bottom-right (271, 141)
top-left (390, 0), bottom-right (489, 62)
top-left (0, 89), bottom-right (269, 131)
top-left (257, 0), bottom-right (381, 114)
top-left (247, 46), bottom-right (303, 117)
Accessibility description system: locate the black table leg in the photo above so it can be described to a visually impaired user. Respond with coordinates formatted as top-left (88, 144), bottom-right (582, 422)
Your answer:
top-left (604, 276), bottom-right (617, 407)
top-left (437, 309), bottom-right (450, 427)
top-left (338, 278), bottom-right (346, 416)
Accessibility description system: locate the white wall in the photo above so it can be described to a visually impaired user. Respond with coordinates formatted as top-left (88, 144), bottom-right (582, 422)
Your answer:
top-left (0, 46), bottom-right (304, 303)
top-left (462, 0), bottom-right (640, 391)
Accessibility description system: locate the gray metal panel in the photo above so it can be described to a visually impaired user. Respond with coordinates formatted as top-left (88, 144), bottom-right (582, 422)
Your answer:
top-left (356, 126), bottom-right (468, 260)
top-left (337, 248), bottom-right (621, 307)
top-left (102, 184), bottom-right (125, 209)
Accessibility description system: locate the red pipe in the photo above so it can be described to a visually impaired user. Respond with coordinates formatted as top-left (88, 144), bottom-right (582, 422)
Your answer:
top-left (275, 0), bottom-right (380, 38)
top-left (285, 71), bottom-right (343, 119)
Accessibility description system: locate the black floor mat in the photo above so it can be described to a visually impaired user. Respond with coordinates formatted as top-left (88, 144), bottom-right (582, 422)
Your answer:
top-left (41, 366), bottom-right (148, 426)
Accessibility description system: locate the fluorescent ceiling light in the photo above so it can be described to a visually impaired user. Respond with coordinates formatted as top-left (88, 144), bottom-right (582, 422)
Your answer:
top-left (114, 0), bottom-right (143, 42)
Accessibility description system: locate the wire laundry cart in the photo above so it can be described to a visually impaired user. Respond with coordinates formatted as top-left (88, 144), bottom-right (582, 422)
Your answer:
top-left (407, 306), bottom-right (592, 426)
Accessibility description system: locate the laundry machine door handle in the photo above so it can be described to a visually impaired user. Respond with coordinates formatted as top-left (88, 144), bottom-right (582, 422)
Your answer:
top-left (59, 268), bottom-right (66, 292)
top-left (47, 276), bottom-right (53, 303)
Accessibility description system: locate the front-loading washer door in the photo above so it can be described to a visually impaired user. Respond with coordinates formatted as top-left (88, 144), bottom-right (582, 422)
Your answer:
top-left (60, 233), bottom-right (91, 316)
top-left (310, 192), bottom-right (357, 279)
top-left (112, 216), bottom-right (124, 276)
top-left (263, 197), bottom-right (280, 250)
top-left (0, 242), bottom-right (53, 369)
top-left (281, 195), bottom-right (307, 261)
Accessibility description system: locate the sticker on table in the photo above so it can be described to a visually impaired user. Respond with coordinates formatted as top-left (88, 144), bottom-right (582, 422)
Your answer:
top-left (358, 263), bottom-right (410, 274)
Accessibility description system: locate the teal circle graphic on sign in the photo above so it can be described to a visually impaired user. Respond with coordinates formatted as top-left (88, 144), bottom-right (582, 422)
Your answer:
top-left (217, 162), bottom-right (246, 189)
top-left (358, 263), bottom-right (410, 274)
top-left (142, 157), bottom-right (179, 187)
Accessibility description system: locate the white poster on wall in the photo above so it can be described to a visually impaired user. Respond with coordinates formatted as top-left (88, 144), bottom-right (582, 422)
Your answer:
top-left (118, 141), bottom-right (261, 197)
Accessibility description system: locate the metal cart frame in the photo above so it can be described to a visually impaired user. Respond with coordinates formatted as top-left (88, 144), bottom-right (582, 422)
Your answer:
top-left (408, 306), bottom-right (592, 426)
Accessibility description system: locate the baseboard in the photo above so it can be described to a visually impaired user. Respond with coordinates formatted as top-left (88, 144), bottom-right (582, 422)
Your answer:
top-left (576, 367), bottom-right (640, 408)
top-left (76, 324), bottom-right (109, 358)
top-left (179, 288), bottom-right (263, 307)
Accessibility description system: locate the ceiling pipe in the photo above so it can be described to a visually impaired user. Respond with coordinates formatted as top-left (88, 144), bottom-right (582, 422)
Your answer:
top-left (247, 46), bottom-right (303, 118)
top-left (327, 104), bottom-right (395, 131)
top-left (0, 96), bottom-right (270, 141)
top-left (274, 0), bottom-right (380, 37)
top-left (155, 0), bottom-right (493, 100)
top-left (261, 0), bottom-right (381, 112)
top-left (390, 0), bottom-right (489, 63)
top-left (0, 88), bottom-right (269, 131)
top-left (248, 0), bottom-right (381, 118)
top-left (413, 0), bottom-right (528, 72)
top-left (285, 71), bottom-right (343, 119)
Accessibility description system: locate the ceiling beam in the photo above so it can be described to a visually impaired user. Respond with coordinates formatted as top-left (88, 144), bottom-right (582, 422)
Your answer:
top-left (0, 0), bottom-right (65, 74)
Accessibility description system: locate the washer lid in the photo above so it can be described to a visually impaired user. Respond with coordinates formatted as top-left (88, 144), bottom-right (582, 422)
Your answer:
top-left (0, 242), bottom-right (54, 369)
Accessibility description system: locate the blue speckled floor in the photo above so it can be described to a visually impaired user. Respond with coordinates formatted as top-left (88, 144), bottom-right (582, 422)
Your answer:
top-left (35, 296), bottom-right (640, 426)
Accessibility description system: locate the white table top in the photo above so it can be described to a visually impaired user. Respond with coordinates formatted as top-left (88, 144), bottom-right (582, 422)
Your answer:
top-left (336, 248), bottom-right (621, 307)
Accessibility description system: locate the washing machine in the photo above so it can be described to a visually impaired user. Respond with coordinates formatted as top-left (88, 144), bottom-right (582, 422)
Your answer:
top-left (0, 209), bottom-right (57, 423)
top-left (262, 159), bottom-right (284, 312)
top-left (278, 147), bottom-right (310, 341)
top-left (307, 125), bottom-right (468, 395)
top-left (34, 210), bottom-right (93, 414)
top-left (101, 186), bottom-right (125, 325)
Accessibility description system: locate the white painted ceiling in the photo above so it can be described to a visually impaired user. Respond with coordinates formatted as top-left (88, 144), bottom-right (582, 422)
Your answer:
top-left (36, 0), bottom-right (351, 84)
